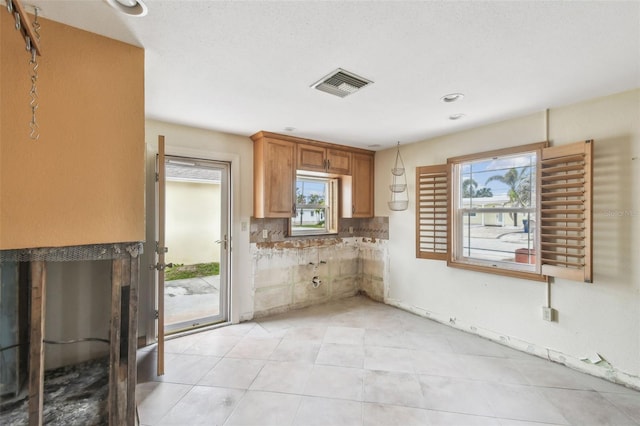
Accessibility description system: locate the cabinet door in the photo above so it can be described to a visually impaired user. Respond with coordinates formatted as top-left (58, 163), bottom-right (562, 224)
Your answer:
top-left (351, 153), bottom-right (374, 217)
top-left (297, 144), bottom-right (327, 172)
top-left (326, 149), bottom-right (351, 175)
top-left (254, 138), bottom-right (296, 218)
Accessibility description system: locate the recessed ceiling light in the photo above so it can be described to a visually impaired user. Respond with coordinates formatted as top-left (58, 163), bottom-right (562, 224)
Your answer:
top-left (105, 0), bottom-right (148, 17)
top-left (367, 144), bottom-right (381, 148)
top-left (284, 127), bottom-right (296, 132)
top-left (449, 113), bottom-right (466, 120)
top-left (440, 93), bottom-right (465, 103)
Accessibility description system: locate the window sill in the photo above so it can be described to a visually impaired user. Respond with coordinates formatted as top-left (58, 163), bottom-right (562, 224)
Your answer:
top-left (447, 259), bottom-right (548, 282)
top-left (289, 231), bottom-right (339, 238)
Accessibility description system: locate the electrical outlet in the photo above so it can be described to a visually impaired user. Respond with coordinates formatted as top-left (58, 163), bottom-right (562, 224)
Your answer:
top-left (542, 307), bottom-right (556, 322)
top-left (262, 229), bottom-right (268, 239)
top-left (241, 221), bottom-right (247, 231)
top-left (349, 226), bottom-right (354, 234)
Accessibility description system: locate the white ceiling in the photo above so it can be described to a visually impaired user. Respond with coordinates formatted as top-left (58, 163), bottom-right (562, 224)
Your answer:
top-left (18, 0), bottom-right (640, 150)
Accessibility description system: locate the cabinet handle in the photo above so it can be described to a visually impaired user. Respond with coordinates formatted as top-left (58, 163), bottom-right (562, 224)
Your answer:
top-left (352, 205), bottom-right (355, 214)
top-left (326, 159), bottom-right (330, 170)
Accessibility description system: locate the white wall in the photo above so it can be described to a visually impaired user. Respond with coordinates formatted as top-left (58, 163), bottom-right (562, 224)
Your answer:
top-left (140, 120), bottom-right (254, 343)
top-left (375, 89), bottom-right (640, 388)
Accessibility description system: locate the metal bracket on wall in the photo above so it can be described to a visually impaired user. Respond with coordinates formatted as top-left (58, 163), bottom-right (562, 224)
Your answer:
top-left (5, 0), bottom-right (43, 140)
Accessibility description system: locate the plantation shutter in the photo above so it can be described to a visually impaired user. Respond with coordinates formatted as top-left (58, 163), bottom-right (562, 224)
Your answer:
top-left (416, 164), bottom-right (449, 260)
top-left (540, 140), bottom-right (593, 282)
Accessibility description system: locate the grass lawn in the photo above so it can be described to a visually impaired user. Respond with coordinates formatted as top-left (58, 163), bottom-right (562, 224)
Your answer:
top-left (165, 262), bottom-right (219, 281)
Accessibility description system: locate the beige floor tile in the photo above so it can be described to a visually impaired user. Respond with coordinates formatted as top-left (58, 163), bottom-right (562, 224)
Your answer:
top-left (458, 355), bottom-right (530, 385)
top-left (293, 396), bottom-right (362, 426)
top-left (209, 321), bottom-right (257, 337)
top-left (418, 375), bottom-right (494, 417)
top-left (446, 333), bottom-right (510, 357)
top-left (410, 349), bottom-right (468, 378)
top-left (316, 342), bottom-right (365, 368)
top-left (324, 326), bottom-right (366, 345)
top-left (364, 345), bottom-right (415, 373)
top-left (282, 325), bottom-right (328, 343)
top-left (362, 402), bottom-right (430, 426)
top-left (541, 387), bottom-right (637, 425)
top-left (135, 296), bottom-right (640, 426)
top-left (496, 420), bottom-right (565, 426)
top-left (363, 370), bottom-right (423, 408)
top-left (601, 391), bottom-right (640, 423)
top-left (156, 385), bottom-right (244, 425)
top-left (135, 381), bottom-right (191, 425)
top-left (181, 334), bottom-right (242, 357)
top-left (226, 336), bottom-right (281, 359)
top-left (197, 357), bottom-right (265, 389)
top-left (363, 328), bottom-right (406, 348)
top-left (250, 361), bottom-right (314, 394)
top-left (224, 390), bottom-right (301, 426)
top-left (511, 357), bottom-right (604, 390)
top-left (269, 339), bottom-right (321, 363)
top-left (402, 330), bottom-right (453, 352)
top-left (304, 364), bottom-right (364, 401)
top-left (426, 410), bottom-right (502, 425)
top-left (153, 353), bottom-right (221, 385)
top-left (482, 382), bottom-right (569, 424)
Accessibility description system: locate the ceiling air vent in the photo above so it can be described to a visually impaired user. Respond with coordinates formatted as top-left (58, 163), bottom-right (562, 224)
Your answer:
top-left (311, 68), bottom-right (373, 98)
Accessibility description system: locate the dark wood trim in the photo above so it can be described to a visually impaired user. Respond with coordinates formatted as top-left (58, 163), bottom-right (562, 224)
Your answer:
top-left (28, 261), bottom-right (46, 426)
top-left (109, 258), bottom-right (124, 424)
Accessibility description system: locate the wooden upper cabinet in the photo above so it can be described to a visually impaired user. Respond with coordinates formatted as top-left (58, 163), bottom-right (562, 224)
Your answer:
top-left (351, 152), bottom-right (375, 218)
top-left (297, 143), bottom-right (351, 175)
top-left (252, 135), bottom-right (296, 218)
top-left (297, 144), bottom-right (326, 172)
top-left (327, 149), bottom-right (352, 175)
top-left (252, 131), bottom-right (374, 219)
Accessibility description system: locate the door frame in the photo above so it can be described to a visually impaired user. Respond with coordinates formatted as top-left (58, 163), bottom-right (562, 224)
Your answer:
top-left (151, 138), bottom-right (235, 376)
top-left (162, 154), bottom-right (231, 334)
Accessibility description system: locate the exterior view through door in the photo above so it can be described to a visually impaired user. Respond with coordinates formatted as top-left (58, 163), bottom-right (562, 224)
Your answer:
top-left (163, 156), bottom-right (229, 334)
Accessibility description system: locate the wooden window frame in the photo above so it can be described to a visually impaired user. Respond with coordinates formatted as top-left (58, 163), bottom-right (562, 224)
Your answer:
top-left (415, 140), bottom-right (593, 283)
top-left (290, 175), bottom-right (339, 236)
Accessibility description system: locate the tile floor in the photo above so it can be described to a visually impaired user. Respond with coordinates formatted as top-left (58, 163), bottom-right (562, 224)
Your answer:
top-left (136, 295), bottom-right (640, 425)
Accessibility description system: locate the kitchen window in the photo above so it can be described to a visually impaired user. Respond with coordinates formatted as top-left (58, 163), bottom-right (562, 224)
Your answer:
top-left (291, 175), bottom-right (338, 236)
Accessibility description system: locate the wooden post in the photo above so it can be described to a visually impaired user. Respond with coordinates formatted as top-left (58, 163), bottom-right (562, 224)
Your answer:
top-left (109, 254), bottom-right (138, 425)
top-left (28, 261), bottom-right (46, 426)
top-left (109, 258), bottom-right (124, 424)
top-left (126, 255), bottom-right (139, 423)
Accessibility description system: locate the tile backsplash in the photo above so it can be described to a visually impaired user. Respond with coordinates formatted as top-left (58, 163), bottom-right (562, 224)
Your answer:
top-left (250, 216), bottom-right (389, 243)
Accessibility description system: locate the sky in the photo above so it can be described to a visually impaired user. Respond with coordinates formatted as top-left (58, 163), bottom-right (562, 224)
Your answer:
top-left (461, 152), bottom-right (537, 197)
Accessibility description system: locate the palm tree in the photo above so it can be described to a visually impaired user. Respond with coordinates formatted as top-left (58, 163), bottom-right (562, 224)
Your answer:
top-left (307, 193), bottom-right (325, 224)
top-left (485, 167), bottom-right (532, 225)
top-left (462, 178), bottom-right (478, 198)
top-left (296, 187), bottom-right (306, 226)
top-left (474, 187), bottom-right (493, 198)
top-left (463, 178), bottom-right (493, 198)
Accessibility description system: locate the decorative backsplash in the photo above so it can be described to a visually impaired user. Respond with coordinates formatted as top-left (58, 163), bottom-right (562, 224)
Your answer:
top-left (249, 216), bottom-right (389, 244)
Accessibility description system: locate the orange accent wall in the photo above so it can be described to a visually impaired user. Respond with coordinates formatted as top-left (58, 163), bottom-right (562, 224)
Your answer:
top-left (0, 13), bottom-right (145, 249)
